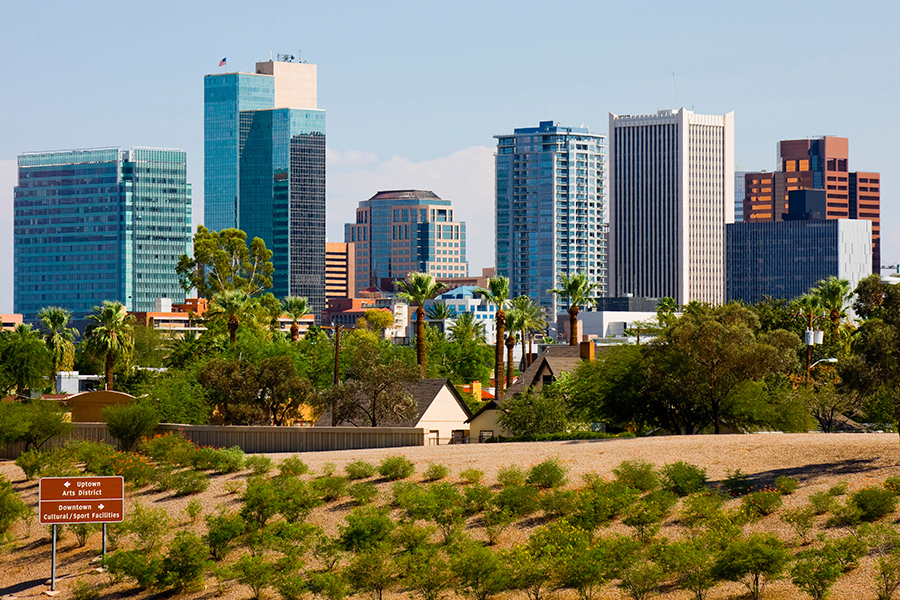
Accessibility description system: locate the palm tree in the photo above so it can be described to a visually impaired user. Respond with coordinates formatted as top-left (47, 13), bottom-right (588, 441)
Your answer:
top-left (504, 309), bottom-right (524, 390)
top-left (508, 295), bottom-right (547, 368)
top-left (656, 297), bottom-right (679, 327)
top-left (548, 273), bottom-right (598, 345)
top-left (38, 307), bottom-right (78, 392)
top-left (207, 290), bottom-right (254, 346)
top-left (396, 272), bottom-right (447, 373)
top-left (475, 276), bottom-right (511, 395)
top-left (0, 324), bottom-right (53, 396)
top-left (425, 302), bottom-right (458, 321)
top-left (85, 301), bottom-right (135, 391)
top-left (283, 296), bottom-right (311, 342)
top-left (810, 276), bottom-right (852, 335)
top-left (448, 311), bottom-right (487, 343)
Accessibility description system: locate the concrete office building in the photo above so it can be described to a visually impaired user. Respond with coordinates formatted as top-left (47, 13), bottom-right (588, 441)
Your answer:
top-left (204, 56), bottom-right (325, 314)
top-left (14, 148), bottom-right (191, 322)
top-left (325, 242), bottom-right (355, 300)
top-left (344, 190), bottom-right (468, 291)
top-left (727, 218), bottom-right (872, 304)
top-left (609, 108), bottom-right (734, 305)
top-left (743, 137), bottom-right (880, 272)
top-left (495, 121), bottom-right (606, 317)
top-left (735, 170), bottom-right (750, 222)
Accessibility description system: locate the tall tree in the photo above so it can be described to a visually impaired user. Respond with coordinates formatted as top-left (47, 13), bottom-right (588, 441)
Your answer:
top-left (508, 295), bottom-right (546, 369)
top-left (475, 276), bottom-right (511, 395)
top-left (396, 272), bottom-right (446, 373)
top-left (283, 296), bottom-right (311, 342)
top-left (448, 312), bottom-right (487, 344)
top-left (85, 301), bottom-right (135, 391)
top-left (0, 324), bottom-right (53, 396)
top-left (38, 307), bottom-right (78, 392)
top-left (176, 225), bottom-right (274, 298)
top-left (504, 308), bottom-right (524, 390)
top-left (206, 290), bottom-right (255, 346)
top-left (425, 303), bottom-right (458, 321)
top-left (810, 276), bottom-right (853, 335)
top-left (548, 273), bottom-right (598, 345)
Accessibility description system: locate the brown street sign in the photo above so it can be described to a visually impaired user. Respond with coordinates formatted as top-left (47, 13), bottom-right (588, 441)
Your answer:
top-left (39, 476), bottom-right (125, 524)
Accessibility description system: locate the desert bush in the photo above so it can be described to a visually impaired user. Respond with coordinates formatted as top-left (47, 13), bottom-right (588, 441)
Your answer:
top-left (184, 498), bottom-right (203, 523)
top-left (15, 449), bottom-right (52, 480)
top-left (820, 534), bottom-right (867, 572)
top-left (874, 552), bottom-right (900, 600)
top-left (102, 401), bottom-right (159, 452)
top-left (613, 459), bottom-right (659, 492)
top-left (71, 577), bottom-right (100, 600)
top-left (344, 546), bottom-right (396, 600)
top-left (338, 506), bottom-right (395, 552)
top-left (105, 549), bottom-right (161, 589)
top-left (809, 491), bottom-right (838, 515)
top-left (345, 460), bottom-right (378, 480)
top-left (278, 455), bottom-right (310, 477)
top-left (308, 571), bottom-right (348, 600)
top-left (540, 488), bottom-right (579, 519)
top-left (828, 481), bottom-right (849, 496)
top-left (349, 482), bottom-right (378, 506)
top-left (398, 548), bottom-right (454, 600)
top-left (233, 554), bottom-right (274, 600)
top-left (527, 457), bottom-right (568, 489)
top-left (884, 477), bottom-right (900, 496)
top-left (69, 523), bottom-right (99, 547)
top-left (423, 463), bottom-right (450, 482)
top-left (655, 538), bottom-right (719, 600)
top-left (775, 476), bottom-right (799, 495)
top-left (851, 486), bottom-right (898, 522)
top-left (713, 533), bottom-right (790, 600)
top-left (462, 483), bottom-right (494, 515)
top-left (570, 479), bottom-right (640, 530)
top-left (493, 484), bottom-right (540, 517)
top-left (119, 502), bottom-right (171, 552)
top-left (679, 490), bottom-right (727, 528)
top-left (190, 446), bottom-right (221, 471)
top-left (780, 505), bottom-right (816, 545)
top-left (204, 508), bottom-right (245, 561)
top-left (496, 464), bottom-right (526, 487)
top-left (315, 476), bottom-right (349, 503)
top-left (214, 446), bottom-right (246, 473)
top-left (721, 469), bottom-right (753, 496)
top-left (742, 490), bottom-right (783, 518)
top-left (241, 477), bottom-right (281, 527)
top-left (459, 467), bottom-right (485, 485)
top-left (140, 432), bottom-right (196, 467)
top-left (379, 455), bottom-right (415, 481)
top-left (245, 454), bottom-right (274, 476)
top-left (825, 501), bottom-right (863, 528)
top-left (622, 503), bottom-right (665, 544)
top-left (451, 540), bottom-right (510, 598)
top-left (660, 461), bottom-right (707, 496)
top-left (322, 462), bottom-right (336, 476)
top-left (158, 531), bottom-right (208, 592)
top-left (392, 521), bottom-right (436, 554)
top-left (790, 549), bottom-right (844, 600)
top-left (482, 508), bottom-right (515, 545)
top-left (170, 469), bottom-right (210, 497)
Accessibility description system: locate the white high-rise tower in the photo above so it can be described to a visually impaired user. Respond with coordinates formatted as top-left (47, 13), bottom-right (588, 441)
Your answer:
top-left (608, 108), bottom-right (734, 305)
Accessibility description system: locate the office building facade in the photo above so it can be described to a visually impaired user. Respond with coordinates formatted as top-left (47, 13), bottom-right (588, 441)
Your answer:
top-left (344, 190), bottom-right (468, 291)
top-left (727, 219), bottom-right (872, 304)
top-left (742, 137), bottom-right (880, 272)
top-left (204, 58), bottom-right (325, 314)
top-left (609, 108), bottom-right (734, 305)
top-left (325, 242), bottom-right (356, 300)
top-left (14, 147), bottom-right (191, 322)
top-left (494, 121), bottom-right (606, 317)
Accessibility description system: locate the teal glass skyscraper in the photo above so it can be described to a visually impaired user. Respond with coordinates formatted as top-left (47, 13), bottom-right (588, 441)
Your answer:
top-left (204, 57), bottom-right (325, 316)
top-left (14, 147), bottom-right (191, 322)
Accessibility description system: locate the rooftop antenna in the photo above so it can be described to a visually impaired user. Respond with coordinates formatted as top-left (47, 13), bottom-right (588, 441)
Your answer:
top-left (672, 72), bottom-right (675, 110)
top-left (270, 50), bottom-right (273, 60)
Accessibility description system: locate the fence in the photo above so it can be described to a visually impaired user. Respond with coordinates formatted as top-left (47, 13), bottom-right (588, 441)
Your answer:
top-left (0, 424), bottom-right (426, 460)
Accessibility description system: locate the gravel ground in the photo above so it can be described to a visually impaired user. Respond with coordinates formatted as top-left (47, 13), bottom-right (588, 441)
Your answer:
top-left (2, 432), bottom-right (900, 599)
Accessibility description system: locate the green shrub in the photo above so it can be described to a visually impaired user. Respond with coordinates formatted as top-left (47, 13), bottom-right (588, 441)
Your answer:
top-left (496, 464), bottom-right (526, 486)
top-left (423, 463), bottom-right (450, 482)
top-left (245, 455), bottom-right (274, 476)
top-left (462, 483), bottom-right (494, 515)
top-left (660, 461), bottom-right (708, 496)
top-left (158, 531), bottom-right (208, 592)
top-left (276, 477), bottom-right (322, 523)
top-left (241, 477), bottom-right (281, 527)
top-left (493, 484), bottom-right (540, 517)
top-left (345, 460), bottom-right (377, 480)
top-left (775, 476), bottom-right (799, 495)
top-left (742, 490), bottom-right (783, 518)
top-left (781, 506), bottom-right (816, 545)
top-left (622, 502), bottom-right (666, 543)
top-left (828, 481), bottom-right (848, 496)
top-left (679, 490), bottom-right (728, 528)
top-left (184, 498), bottom-right (203, 523)
top-left (102, 401), bottom-right (160, 452)
top-left (482, 508), bottom-right (515, 545)
top-left (809, 491), bottom-right (838, 515)
top-left (71, 577), bottom-right (100, 600)
top-left (349, 482), bottom-right (378, 505)
top-left (118, 502), bottom-right (171, 552)
top-left (322, 462), bottom-right (336, 476)
top-left (459, 467), bottom-right (485, 485)
top-left (378, 455), bottom-right (415, 481)
top-left (140, 432), bottom-right (196, 467)
top-left (338, 506), bottom-right (395, 552)
top-left (825, 501), bottom-right (863, 528)
top-left (570, 479), bottom-right (640, 530)
top-left (204, 508), bottom-right (245, 561)
top-left (540, 488), bottom-right (579, 518)
top-left (790, 549), bottom-right (843, 600)
top-left (527, 457), bottom-right (568, 489)
top-left (233, 554), bottom-right (274, 600)
top-left (69, 523), bottom-right (99, 547)
top-left (851, 486), bottom-right (898, 522)
top-left (278, 455), bottom-right (310, 477)
top-left (190, 446), bottom-right (221, 471)
top-left (170, 469), bottom-right (210, 497)
top-left (105, 549), bottom-right (161, 589)
top-left (190, 446), bottom-right (245, 473)
top-left (15, 449), bottom-right (51, 480)
top-left (315, 476), bottom-right (349, 502)
top-left (884, 477), bottom-right (900, 496)
top-left (613, 459), bottom-right (659, 492)
top-left (721, 469), bottom-right (753, 496)
top-left (713, 533), bottom-right (790, 600)
top-left (820, 534), bottom-right (867, 572)
top-left (308, 571), bottom-right (348, 600)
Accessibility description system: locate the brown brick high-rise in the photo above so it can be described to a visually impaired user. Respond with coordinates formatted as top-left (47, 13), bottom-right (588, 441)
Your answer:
top-left (743, 136), bottom-right (880, 272)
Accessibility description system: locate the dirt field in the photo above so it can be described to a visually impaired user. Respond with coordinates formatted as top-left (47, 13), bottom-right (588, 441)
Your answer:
top-left (2, 432), bottom-right (900, 600)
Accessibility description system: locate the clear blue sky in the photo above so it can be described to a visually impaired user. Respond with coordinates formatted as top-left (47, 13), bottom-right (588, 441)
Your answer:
top-left (2, 0), bottom-right (898, 312)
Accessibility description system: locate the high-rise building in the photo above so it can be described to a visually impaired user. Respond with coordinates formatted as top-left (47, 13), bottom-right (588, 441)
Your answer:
top-left (727, 218), bottom-right (872, 304)
top-left (204, 57), bottom-right (325, 314)
top-left (609, 108), bottom-right (734, 305)
top-left (344, 190), bottom-right (468, 291)
top-left (325, 242), bottom-right (355, 300)
top-left (14, 148), bottom-right (191, 322)
top-left (735, 169), bottom-right (750, 222)
top-left (494, 121), bottom-right (606, 316)
top-left (742, 136), bottom-right (880, 272)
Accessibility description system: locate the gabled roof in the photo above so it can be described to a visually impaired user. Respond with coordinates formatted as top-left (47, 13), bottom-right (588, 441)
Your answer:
top-left (503, 345), bottom-right (584, 398)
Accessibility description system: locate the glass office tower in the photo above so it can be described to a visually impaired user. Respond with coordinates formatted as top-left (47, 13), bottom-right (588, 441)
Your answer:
top-left (204, 59), bottom-right (326, 315)
top-left (494, 121), bottom-right (606, 317)
top-left (14, 147), bottom-right (191, 322)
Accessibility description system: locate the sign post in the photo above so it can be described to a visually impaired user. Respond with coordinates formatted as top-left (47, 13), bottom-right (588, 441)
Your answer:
top-left (39, 476), bottom-right (125, 592)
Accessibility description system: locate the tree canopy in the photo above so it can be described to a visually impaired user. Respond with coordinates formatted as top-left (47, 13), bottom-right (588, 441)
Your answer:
top-left (176, 226), bottom-right (274, 298)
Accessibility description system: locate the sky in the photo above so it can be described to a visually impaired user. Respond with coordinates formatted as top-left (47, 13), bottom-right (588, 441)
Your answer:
top-left (2, 0), bottom-right (899, 313)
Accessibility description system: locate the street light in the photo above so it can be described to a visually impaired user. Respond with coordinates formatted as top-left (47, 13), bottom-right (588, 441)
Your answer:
top-left (811, 358), bottom-right (838, 369)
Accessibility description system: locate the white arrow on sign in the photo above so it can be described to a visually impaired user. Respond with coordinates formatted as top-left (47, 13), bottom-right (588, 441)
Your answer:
top-left (64, 481), bottom-right (70, 488)
top-left (98, 504), bottom-right (104, 510)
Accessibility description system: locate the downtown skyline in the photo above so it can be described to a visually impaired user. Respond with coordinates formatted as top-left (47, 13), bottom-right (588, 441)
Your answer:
top-left (1, 1), bottom-right (898, 312)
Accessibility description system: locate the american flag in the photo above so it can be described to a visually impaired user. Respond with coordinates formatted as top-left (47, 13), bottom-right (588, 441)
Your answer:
top-left (218, 57), bottom-right (227, 67)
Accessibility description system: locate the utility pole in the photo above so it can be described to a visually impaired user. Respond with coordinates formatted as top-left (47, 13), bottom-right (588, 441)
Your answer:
top-left (332, 322), bottom-right (341, 426)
